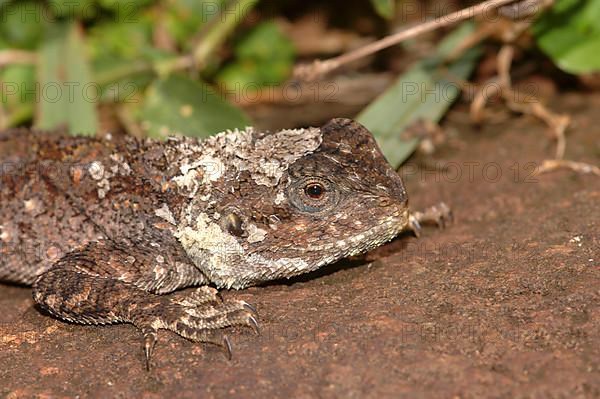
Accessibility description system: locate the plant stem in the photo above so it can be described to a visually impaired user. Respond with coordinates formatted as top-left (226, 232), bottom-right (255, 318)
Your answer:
top-left (192, 0), bottom-right (260, 67)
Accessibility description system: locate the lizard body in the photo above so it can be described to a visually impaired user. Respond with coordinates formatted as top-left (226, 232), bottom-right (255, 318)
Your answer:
top-left (0, 118), bottom-right (440, 367)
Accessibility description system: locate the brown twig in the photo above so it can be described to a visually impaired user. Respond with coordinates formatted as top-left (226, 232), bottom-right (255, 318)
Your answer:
top-left (536, 160), bottom-right (600, 176)
top-left (294, 0), bottom-right (521, 81)
top-left (0, 50), bottom-right (37, 67)
top-left (465, 27), bottom-right (569, 160)
top-left (503, 88), bottom-right (570, 159)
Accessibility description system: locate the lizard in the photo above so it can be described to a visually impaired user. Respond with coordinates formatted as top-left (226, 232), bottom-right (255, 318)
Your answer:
top-left (0, 118), bottom-right (449, 369)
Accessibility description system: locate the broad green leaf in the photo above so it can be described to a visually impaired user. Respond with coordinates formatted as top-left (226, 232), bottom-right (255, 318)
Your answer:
top-left (139, 74), bottom-right (250, 139)
top-left (358, 22), bottom-right (480, 167)
top-left (36, 22), bottom-right (99, 135)
top-left (371, 0), bottom-right (395, 19)
top-left (92, 57), bottom-right (156, 102)
top-left (534, 0), bottom-right (600, 74)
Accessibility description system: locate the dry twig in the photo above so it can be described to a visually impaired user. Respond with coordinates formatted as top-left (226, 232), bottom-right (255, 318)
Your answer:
top-left (0, 50), bottom-right (37, 67)
top-left (294, 0), bottom-right (521, 81)
top-left (536, 160), bottom-right (600, 177)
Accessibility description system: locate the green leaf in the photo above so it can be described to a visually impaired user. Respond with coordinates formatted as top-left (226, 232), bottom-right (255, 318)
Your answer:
top-left (0, 65), bottom-right (36, 108)
top-left (99, 0), bottom-right (156, 12)
top-left (0, 65), bottom-right (36, 128)
top-left (216, 21), bottom-right (295, 89)
top-left (534, 0), bottom-right (600, 74)
top-left (164, 0), bottom-right (227, 50)
top-left (138, 74), bottom-right (250, 139)
top-left (87, 17), bottom-right (154, 61)
top-left (36, 22), bottom-right (99, 136)
top-left (48, 0), bottom-right (97, 19)
top-left (357, 22), bottom-right (480, 167)
top-left (0, 1), bottom-right (44, 49)
top-left (370, 0), bottom-right (395, 19)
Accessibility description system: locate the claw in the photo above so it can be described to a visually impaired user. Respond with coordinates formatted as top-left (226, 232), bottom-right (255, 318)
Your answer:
top-left (247, 315), bottom-right (261, 336)
top-left (408, 214), bottom-right (422, 238)
top-left (436, 202), bottom-right (452, 228)
top-left (143, 330), bottom-right (158, 371)
top-left (222, 335), bottom-right (232, 360)
top-left (437, 216), bottom-right (446, 229)
top-left (445, 207), bottom-right (454, 225)
top-left (240, 300), bottom-right (258, 317)
top-left (215, 291), bottom-right (224, 302)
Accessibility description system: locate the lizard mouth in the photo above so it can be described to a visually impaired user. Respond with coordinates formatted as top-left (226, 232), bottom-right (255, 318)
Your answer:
top-left (303, 206), bottom-right (410, 257)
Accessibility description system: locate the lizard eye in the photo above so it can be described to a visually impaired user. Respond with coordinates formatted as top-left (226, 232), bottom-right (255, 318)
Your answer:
top-left (287, 177), bottom-right (339, 213)
top-left (304, 183), bottom-right (324, 199)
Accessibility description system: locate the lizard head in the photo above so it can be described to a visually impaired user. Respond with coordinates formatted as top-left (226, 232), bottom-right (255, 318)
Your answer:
top-left (277, 118), bottom-right (409, 257)
top-left (174, 118), bottom-right (410, 288)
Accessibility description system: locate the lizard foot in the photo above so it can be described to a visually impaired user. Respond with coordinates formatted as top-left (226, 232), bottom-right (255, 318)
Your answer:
top-left (408, 202), bottom-right (453, 237)
top-left (133, 286), bottom-right (259, 370)
top-left (32, 249), bottom-right (259, 371)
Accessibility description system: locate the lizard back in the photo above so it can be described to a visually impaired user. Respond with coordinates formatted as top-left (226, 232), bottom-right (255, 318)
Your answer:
top-left (0, 129), bottom-right (182, 284)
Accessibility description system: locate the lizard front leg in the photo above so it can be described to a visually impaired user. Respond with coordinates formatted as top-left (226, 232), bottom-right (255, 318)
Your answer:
top-left (408, 202), bottom-right (453, 237)
top-left (31, 239), bottom-right (258, 369)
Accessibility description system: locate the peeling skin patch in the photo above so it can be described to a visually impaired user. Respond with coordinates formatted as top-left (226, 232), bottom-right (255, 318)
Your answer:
top-left (175, 212), bottom-right (308, 289)
top-left (155, 204), bottom-right (177, 225)
top-left (274, 191), bottom-right (286, 205)
top-left (153, 264), bottom-right (168, 281)
top-left (23, 198), bottom-right (45, 216)
top-left (172, 168), bottom-right (200, 196)
top-left (171, 155), bottom-right (225, 197)
top-left (237, 127), bottom-right (323, 186)
top-left (175, 213), bottom-right (245, 281)
top-left (246, 223), bottom-right (268, 243)
top-left (109, 153), bottom-right (132, 176)
top-left (88, 161), bottom-right (104, 180)
top-left (24, 199), bottom-right (36, 212)
top-left (197, 155), bottom-right (225, 183)
top-left (87, 156), bottom-right (132, 199)
top-left (167, 126), bottom-right (323, 200)
top-left (97, 179), bottom-right (110, 199)
top-left (0, 222), bottom-right (17, 243)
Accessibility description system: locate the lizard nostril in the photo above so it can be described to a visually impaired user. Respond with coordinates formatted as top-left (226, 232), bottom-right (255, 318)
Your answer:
top-left (382, 169), bottom-right (407, 205)
top-left (379, 197), bottom-right (393, 207)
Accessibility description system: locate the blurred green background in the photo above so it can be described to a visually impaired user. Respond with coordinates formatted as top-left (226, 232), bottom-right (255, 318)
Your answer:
top-left (0, 0), bottom-right (598, 164)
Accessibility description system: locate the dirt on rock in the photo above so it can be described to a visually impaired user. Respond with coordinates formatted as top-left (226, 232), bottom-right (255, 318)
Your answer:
top-left (1, 92), bottom-right (599, 398)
